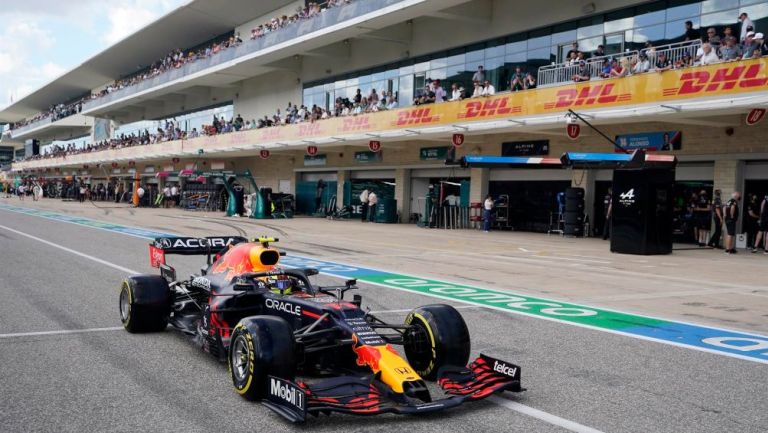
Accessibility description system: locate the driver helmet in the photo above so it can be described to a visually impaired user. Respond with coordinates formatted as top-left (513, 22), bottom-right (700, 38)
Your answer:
top-left (268, 275), bottom-right (293, 295)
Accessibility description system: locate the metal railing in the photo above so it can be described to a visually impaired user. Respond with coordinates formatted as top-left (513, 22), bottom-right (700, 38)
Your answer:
top-left (537, 40), bottom-right (702, 87)
top-left (9, 117), bottom-right (54, 138)
top-left (82, 0), bottom-right (406, 112)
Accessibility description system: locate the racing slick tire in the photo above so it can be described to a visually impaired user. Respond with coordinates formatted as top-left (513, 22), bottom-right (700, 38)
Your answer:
top-left (228, 316), bottom-right (296, 401)
top-left (119, 275), bottom-right (171, 333)
top-left (403, 304), bottom-right (471, 380)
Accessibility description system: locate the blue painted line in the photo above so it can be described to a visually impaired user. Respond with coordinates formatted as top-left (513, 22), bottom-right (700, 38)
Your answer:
top-left (2, 202), bottom-right (767, 364)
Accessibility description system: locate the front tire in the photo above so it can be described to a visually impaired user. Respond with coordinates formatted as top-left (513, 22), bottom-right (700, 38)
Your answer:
top-left (229, 316), bottom-right (296, 401)
top-left (404, 304), bottom-right (471, 380)
top-left (119, 275), bottom-right (171, 333)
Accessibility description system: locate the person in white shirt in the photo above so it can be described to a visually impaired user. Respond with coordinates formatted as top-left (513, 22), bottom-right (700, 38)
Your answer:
top-left (367, 192), bottom-right (378, 222)
top-left (699, 43), bottom-right (720, 65)
top-left (633, 53), bottom-right (650, 74)
top-left (163, 185), bottom-right (171, 208)
top-left (471, 82), bottom-right (483, 98)
top-left (483, 195), bottom-right (494, 232)
top-left (449, 83), bottom-right (462, 101)
top-left (739, 12), bottom-right (754, 43)
top-left (359, 189), bottom-right (369, 222)
top-left (481, 80), bottom-right (495, 96)
top-left (170, 184), bottom-right (179, 207)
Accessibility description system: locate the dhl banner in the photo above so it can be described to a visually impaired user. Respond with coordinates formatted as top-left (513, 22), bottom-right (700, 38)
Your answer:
top-left (14, 58), bottom-right (768, 171)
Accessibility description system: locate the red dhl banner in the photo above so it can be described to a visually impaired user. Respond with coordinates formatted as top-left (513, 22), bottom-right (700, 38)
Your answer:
top-left (14, 58), bottom-right (768, 170)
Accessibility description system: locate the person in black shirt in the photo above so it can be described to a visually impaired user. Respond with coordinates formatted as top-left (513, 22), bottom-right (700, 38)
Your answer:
top-left (724, 192), bottom-right (741, 254)
top-left (709, 189), bottom-right (724, 248)
top-left (602, 188), bottom-right (612, 240)
top-left (684, 21), bottom-right (700, 42)
top-left (745, 194), bottom-right (760, 249)
top-left (752, 194), bottom-right (768, 253)
top-left (694, 190), bottom-right (711, 247)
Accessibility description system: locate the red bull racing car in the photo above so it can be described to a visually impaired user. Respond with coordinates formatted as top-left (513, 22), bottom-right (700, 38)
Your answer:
top-left (119, 236), bottom-right (524, 422)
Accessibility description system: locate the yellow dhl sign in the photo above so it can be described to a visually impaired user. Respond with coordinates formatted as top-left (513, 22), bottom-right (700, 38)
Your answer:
top-left (14, 58), bottom-right (768, 170)
top-left (187, 58), bottom-right (768, 147)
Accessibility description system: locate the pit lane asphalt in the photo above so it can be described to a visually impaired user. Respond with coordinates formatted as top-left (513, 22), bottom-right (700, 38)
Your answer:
top-left (0, 208), bottom-right (765, 433)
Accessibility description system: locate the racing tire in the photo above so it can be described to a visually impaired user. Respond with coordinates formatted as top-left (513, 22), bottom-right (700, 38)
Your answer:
top-left (119, 275), bottom-right (171, 333)
top-left (228, 316), bottom-right (296, 401)
top-left (404, 304), bottom-right (471, 380)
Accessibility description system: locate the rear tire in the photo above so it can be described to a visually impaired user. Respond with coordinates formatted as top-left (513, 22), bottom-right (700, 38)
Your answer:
top-left (404, 304), bottom-right (471, 380)
top-left (119, 275), bottom-right (171, 333)
top-left (229, 316), bottom-right (296, 401)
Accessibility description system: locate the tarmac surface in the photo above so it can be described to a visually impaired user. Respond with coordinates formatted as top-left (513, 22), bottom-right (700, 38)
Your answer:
top-left (1, 197), bottom-right (767, 432)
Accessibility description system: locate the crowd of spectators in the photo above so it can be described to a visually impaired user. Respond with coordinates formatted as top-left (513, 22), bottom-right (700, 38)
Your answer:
top-left (568, 13), bottom-right (766, 83)
top-left (9, 100), bottom-right (84, 131)
top-left (11, 1), bottom-right (355, 131)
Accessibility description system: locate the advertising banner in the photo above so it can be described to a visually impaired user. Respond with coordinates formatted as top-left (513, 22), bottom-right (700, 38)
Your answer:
top-left (501, 140), bottom-right (550, 156)
top-left (615, 131), bottom-right (682, 152)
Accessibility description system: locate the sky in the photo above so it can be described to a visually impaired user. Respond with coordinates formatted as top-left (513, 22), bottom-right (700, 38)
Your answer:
top-left (0, 0), bottom-right (188, 110)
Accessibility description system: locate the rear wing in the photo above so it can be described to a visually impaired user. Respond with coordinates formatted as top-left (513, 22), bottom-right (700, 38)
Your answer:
top-left (149, 236), bottom-right (248, 268)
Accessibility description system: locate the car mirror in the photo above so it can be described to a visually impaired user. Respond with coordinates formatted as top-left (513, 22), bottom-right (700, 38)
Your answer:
top-left (304, 268), bottom-right (319, 276)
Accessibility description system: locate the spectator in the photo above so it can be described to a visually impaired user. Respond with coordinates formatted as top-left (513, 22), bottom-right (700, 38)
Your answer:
top-left (674, 52), bottom-right (693, 69)
top-left (632, 53), bottom-right (650, 74)
top-left (449, 83), bottom-right (462, 101)
top-left (434, 80), bottom-right (446, 103)
top-left (721, 36), bottom-right (743, 61)
top-left (369, 89), bottom-right (379, 104)
top-left (609, 58), bottom-right (628, 77)
top-left (746, 194), bottom-right (760, 249)
top-left (524, 73), bottom-right (536, 90)
top-left (684, 21), bottom-right (700, 42)
top-left (739, 12), bottom-right (754, 43)
top-left (510, 66), bottom-right (525, 91)
top-left (566, 51), bottom-right (579, 65)
top-left (699, 42), bottom-right (720, 65)
top-left (706, 27), bottom-right (721, 49)
top-left (386, 96), bottom-right (398, 110)
top-left (743, 31), bottom-right (762, 58)
top-left (472, 66), bottom-right (485, 83)
top-left (724, 191), bottom-right (741, 254)
top-left (655, 52), bottom-right (672, 71)
top-left (354, 89), bottom-right (362, 104)
top-left (599, 59), bottom-right (612, 78)
top-left (471, 81), bottom-right (483, 98)
top-left (591, 44), bottom-right (606, 60)
top-left (573, 60), bottom-right (591, 82)
top-left (565, 42), bottom-right (580, 59)
top-left (481, 80), bottom-right (495, 96)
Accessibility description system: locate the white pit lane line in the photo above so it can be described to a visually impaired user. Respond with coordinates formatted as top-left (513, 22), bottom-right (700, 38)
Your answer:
top-left (0, 222), bottom-right (607, 433)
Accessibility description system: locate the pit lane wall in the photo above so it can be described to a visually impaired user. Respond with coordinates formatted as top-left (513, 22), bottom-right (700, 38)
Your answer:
top-left (12, 57), bottom-right (768, 173)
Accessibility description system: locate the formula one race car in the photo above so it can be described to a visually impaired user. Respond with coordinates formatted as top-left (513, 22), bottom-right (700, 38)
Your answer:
top-left (118, 236), bottom-right (524, 422)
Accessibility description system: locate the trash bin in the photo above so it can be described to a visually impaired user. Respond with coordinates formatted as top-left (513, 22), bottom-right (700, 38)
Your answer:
top-left (375, 198), bottom-right (398, 223)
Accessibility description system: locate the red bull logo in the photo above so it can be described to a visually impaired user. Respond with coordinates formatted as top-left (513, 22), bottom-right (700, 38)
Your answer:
top-left (352, 342), bottom-right (383, 372)
top-left (212, 243), bottom-right (260, 280)
top-left (663, 64), bottom-right (768, 96)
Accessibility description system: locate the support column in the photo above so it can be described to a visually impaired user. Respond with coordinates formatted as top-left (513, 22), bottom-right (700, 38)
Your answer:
top-left (572, 169), bottom-right (596, 235)
top-left (469, 167), bottom-right (489, 204)
top-left (337, 169), bottom-right (349, 206)
top-left (395, 168), bottom-right (411, 223)
top-left (713, 159), bottom-right (745, 226)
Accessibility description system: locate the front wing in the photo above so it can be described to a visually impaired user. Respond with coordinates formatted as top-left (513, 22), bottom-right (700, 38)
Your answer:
top-left (263, 354), bottom-right (523, 423)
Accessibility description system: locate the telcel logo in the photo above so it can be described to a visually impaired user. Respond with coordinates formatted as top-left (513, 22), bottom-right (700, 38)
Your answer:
top-left (493, 361), bottom-right (517, 378)
top-left (270, 378), bottom-right (305, 410)
top-left (265, 298), bottom-right (302, 316)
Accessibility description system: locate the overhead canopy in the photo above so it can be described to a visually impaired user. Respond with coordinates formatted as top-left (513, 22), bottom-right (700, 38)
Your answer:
top-left (460, 151), bottom-right (677, 170)
top-left (0, 0), bottom-right (290, 122)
